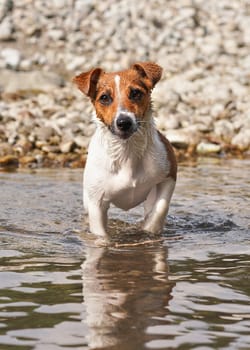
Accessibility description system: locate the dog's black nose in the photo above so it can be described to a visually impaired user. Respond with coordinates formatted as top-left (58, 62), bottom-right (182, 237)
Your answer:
top-left (116, 116), bottom-right (133, 132)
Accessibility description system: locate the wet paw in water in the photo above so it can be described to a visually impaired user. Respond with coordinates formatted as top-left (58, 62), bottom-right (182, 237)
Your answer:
top-left (91, 219), bottom-right (165, 247)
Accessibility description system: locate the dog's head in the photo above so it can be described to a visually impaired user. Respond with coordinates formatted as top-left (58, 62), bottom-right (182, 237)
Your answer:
top-left (73, 62), bottom-right (162, 139)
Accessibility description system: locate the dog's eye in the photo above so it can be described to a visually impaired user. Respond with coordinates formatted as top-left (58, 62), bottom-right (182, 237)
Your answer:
top-left (99, 94), bottom-right (112, 105)
top-left (129, 88), bottom-right (143, 101)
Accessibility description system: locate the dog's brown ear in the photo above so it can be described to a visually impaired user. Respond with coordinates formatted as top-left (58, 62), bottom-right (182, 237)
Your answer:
top-left (132, 62), bottom-right (162, 88)
top-left (73, 68), bottom-right (103, 99)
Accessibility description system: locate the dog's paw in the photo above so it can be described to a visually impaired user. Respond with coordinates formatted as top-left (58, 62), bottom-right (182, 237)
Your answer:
top-left (141, 221), bottom-right (164, 235)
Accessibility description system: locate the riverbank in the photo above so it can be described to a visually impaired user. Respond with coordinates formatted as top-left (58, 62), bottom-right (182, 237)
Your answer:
top-left (0, 0), bottom-right (249, 169)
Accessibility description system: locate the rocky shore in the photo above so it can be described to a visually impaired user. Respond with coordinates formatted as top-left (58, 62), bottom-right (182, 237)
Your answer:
top-left (0, 0), bottom-right (249, 169)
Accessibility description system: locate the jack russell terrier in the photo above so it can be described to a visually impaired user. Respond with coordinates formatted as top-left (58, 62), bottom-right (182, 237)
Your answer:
top-left (73, 62), bottom-right (177, 239)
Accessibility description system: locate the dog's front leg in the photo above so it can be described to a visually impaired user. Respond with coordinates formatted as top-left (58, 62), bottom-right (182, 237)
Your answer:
top-left (142, 177), bottom-right (176, 234)
top-left (88, 200), bottom-right (109, 237)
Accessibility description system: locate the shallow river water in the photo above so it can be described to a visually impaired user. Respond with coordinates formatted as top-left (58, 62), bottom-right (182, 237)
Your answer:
top-left (0, 159), bottom-right (249, 350)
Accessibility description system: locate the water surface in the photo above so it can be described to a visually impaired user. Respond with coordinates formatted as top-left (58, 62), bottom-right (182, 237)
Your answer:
top-left (0, 159), bottom-right (249, 350)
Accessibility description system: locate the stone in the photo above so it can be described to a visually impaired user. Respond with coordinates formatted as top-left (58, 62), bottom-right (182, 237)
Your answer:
top-left (48, 29), bottom-right (65, 41)
top-left (19, 59), bottom-right (33, 71)
top-left (196, 142), bottom-right (222, 155)
top-left (156, 112), bottom-right (180, 130)
top-left (41, 145), bottom-right (60, 153)
top-left (14, 139), bottom-right (33, 155)
top-left (74, 135), bottom-right (89, 149)
top-left (0, 142), bottom-right (12, 156)
top-left (0, 70), bottom-right (65, 93)
top-left (0, 16), bottom-right (14, 40)
top-left (231, 129), bottom-right (250, 151)
top-left (19, 155), bottom-right (37, 166)
top-left (59, 140), bottom-right (75, 153)
top-left (164, 130), bottom-right (192, 149)
top-left (35, 126), bottom-right (54, 141)
top-left (66, 56), bottom-right (86, 71)
top-left (214, 120), bottom-right (235, 142)
top-left (210, 104), bottom-right (225, 119)
top-left (1, 48), bottom-right (21, 69)
top-left (0, 154), bottom-right (18, 168)
top-left (0, 0), bottom-right (249, 166)
top-left (0, 0), bottom-right (13, 21)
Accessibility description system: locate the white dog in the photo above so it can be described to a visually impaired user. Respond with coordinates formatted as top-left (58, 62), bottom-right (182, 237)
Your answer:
top-left (74, 62), bottom-right (177, 239)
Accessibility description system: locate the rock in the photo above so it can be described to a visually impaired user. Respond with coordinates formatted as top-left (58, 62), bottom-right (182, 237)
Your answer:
top-left (35, 126), bottom-right (54, 141)
top-left (0, 142), bottom-right (12, 156)
top-left (19, 155), bottom-right (37, 166)
top-left (49, 135), bottom-right (61, 145)
top-left (41, 145), bottom-right (60, 153)
top-left (19, 59), bottom-right (33, 71)
top-left (1, 48), bottom-right (21, 69)
top-left (164, 129), bottom-right (194, 149)
top-left (0, 154), bottom-right (18, 168)
top-left (74, 135), bottom-right (89, 149)
top-left (66, 56), bottom-right (86, 71)
top-left (14, 139), bottom-right (33, 155)
top-left (0, 16), bottom-right (14, 40)
top-left (196, 142), bottom-right (222, 155)
top-left (231, 129), bottom-right (250, 151)
top-left (59, 140), bottom-right (75, 153)
top-left (0, 0), bottom-right (13, 21)
top-left (48, 29), bottom-right (65, 41)
top-left (210, 104), bottom-right (225, 119)
top-left (0, 0), bottom-right (249, 165)
top-left (214, 120), bottom-right (235, 142)
top-left (51, 0), bottom-right (69, 8)
top-left (156, 111), bottom-right (180, 130)
top-left (0, 70), bottom-right (65, 93)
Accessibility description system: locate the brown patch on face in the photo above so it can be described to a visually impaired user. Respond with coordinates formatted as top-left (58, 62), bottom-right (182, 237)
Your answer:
top-left (93, 73), bottom-right (118, 126)
top-left (73, 62), bottom-right (163, 127)
top-left (93, 69), bottom-right (153, 126)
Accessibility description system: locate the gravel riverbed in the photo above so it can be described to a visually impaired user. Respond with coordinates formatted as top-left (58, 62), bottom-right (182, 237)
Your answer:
top-left (0, 0), bottom-right (249, 168)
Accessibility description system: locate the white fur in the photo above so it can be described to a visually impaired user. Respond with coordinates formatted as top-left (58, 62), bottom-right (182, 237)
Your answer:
top-left (114, 74), bottom-right (121, 102)
top-left (83, 108), bottom-right (176, 237)
top-left (113, 74), bottom-right (137, 133)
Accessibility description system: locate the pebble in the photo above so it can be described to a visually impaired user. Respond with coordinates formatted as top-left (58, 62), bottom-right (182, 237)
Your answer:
top-left (59, 140), bottom-right (75, 153)
top-left (74, 135), bottom-right (89, 149)
top-left (164, 129), bottom-right (193, 149)
top-left (1, 48), bottom-right (21, 70)
top-left (48, 29), bottom-right (65, 41)
top-left (0, 70), bottom-right (65, 93)
top-left (35, 126), bottom-right (54, 142)
top-left (231, 129), bottom-right (250, 151)
top-left (210, 104), bottom-right (225, 119)
top-left (0, 16), bottom-right (13, 40)
top-left (66, 56), bottom-right (86, 71)
top-left (214, 120), bottom-right (235, 142)
top-left (42, 145), bottom-right (60, 153)
top-left (0, 0), bottom-right (249, 167)
top-left (196, 142), bottom-right (222, 155)
top-left (0, 154), bottom-right (18, 168)
top-left (0, 0), bottom-right (13, 20)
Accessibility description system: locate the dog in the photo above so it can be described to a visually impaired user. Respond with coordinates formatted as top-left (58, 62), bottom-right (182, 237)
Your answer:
top-left (73, 62), bottom-right (177, 239)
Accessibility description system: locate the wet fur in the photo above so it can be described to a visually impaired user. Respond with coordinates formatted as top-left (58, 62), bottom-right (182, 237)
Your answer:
top-left (73, 62), bottom-right (177, 238)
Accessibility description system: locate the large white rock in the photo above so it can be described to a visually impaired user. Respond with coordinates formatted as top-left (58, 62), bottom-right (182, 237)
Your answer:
top-left (1, 48), bottom-right (21, 69)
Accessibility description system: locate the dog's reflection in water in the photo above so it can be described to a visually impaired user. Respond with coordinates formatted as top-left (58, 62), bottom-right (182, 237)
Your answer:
top-left (81, 226), bottom-right (175, 349)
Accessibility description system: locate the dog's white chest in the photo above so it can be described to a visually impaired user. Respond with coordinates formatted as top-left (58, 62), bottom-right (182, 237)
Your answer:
top-left (84, 126), bottom-right (169, 212)
top-left (103, 158), bottom-right (165, 210)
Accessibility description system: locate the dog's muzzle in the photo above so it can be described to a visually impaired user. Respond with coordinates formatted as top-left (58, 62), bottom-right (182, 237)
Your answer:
top-left (111, 113), bottom-right (138, 139)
